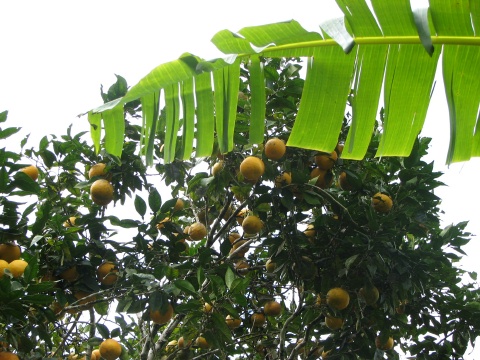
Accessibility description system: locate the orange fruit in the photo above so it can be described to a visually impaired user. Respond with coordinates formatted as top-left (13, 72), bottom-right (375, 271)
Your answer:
top-left (19, 165), bottom-right (39, 181)
top-left (230, 240), bottom-right (249, 258)
top-left (303, 224), bottom-right (316, 238)
top-left (150, 302), bottom-right (174, 324)
top-left (177, 336), bottom-right (192, 349)
top-left (0, 259), bottom-right (8, 278)
top-left (99, 338), bottom-right (122, 360)
top-left (336, 142), bottom-right (344, 155)
top-left (251, 312), bottom-right (266, 327)
top-left (90, 179), bottom-right (114, 206)
top-left (203, 302), bottom-right (213, 313)
top-left (310, 167), bottom-right (334, 189)
top-left (156, 217), bottom-right (171, 230)
top-left (225, 315), bottom-right (242, 329)
top-left (375, 336), bottom-right (394, 350)
top-left (234, 259), bottom-right (249, 273)
top-left (195, 336), bottom-right (210, 349)
top-left (212, 161), bottom-right (224, 177)
top-left (325, 316), bottom-right (344, 330)
top-left (274, 172), bottom-right (292, 187)
top-left (0, 352), bottom-right (20, 360)
top-left (88, 163), bottom-right (108, 179)
top-left (265, 259), bottom-right (277, 273)
top-left (242, 215), bottom-right (263, 234)
top-left (228, 232), bottom-right (241, 244)
top-left (97, 262), bottom-right (118, 286)
top-left (0, 244), bottom-right (21, 263)
top-left (326, 288), bottom-right (350, 311)
top-left (188, 222), bottom-right (207, 241)
top-left (236, 209), bottom-right (247, 226)
top-left (7, 259), bottom-right (28, 278)
top-left (372, 193), bottom-right (393, 213)
top-left (264, 301), bottom-right (281, 317)
top-left (239, 156), bottom-right (265, 182)
top-left (314, 151), bottom-right (338, 170)
top-left (359, 286), bottom-right (379, 306)
top-left (60, 265), bottom-right (79, 282)
top-left (63, 216), bottom-right (77, 227)
top-left (74, 291), bottom-right (97, 309)
top-left (173, 199), bottom-right (184, 212)
top-left (338, 172), bottom-right (354, 191)
top-left (91, 349), bottom-right (101, 360)
top-left (264, 138), bottom-right (286, 160)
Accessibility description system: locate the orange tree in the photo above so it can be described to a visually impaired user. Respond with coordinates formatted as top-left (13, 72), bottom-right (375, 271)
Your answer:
top-left (0, 58), bottom-right (479, 360)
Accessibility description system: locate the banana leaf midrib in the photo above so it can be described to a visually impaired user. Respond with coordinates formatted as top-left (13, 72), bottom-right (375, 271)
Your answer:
top-left (258, 35), bottom-right (480, 56)
top-left (92, 34), bottom-right (480, 115)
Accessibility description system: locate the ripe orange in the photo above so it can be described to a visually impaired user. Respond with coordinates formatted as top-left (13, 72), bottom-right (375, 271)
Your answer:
top-left (375, 336), bottom-right (394, 350)
top-left (326, 288), bottom-right (350, 311)
top-left (336, 142), bottom-right (344, 155)
top-left (7, 259), bottom-right (28, 278)
top-left (188, 222), bottom-right (207, 241)
top-left (234, 259), bottom-right (249, 274)
top-left (195, 336), bottom-right (210, 349)
top-left (338, 172), bottom-right (354, 191)
top-left (264, 138), bottom-right (286, 160)
top-left (173, 198), bottom-right (184, 212)
top-left (325, 316), bottom-right (344, 330)
top-left (309, 167), bottom-right (333, 189)
top-left (90, 179), bottom-right (114, 206)
top-left (156, 217), bottom-right (171, 230)
top-left (63, 216), bottom-right (77, 227)
top-left (0, 259), bottom-right (8, 278)
top-left (242, 215), bottom-right (263, 234)
top-left (88, 163), bottom-right (108, 179)
top-left (359, 286), bottom-right (379, 306)
top-left (372, 193), bottom-right (393, 213)
top-left (0, 243), bottom-right (21, 263)
top-left (177, 336), bottom-right (192, 349)
top-left (150, 302), bottom-right (174, 324)
top-left (230, 240), bottom-right (249, 258)
top-left (274, 172), bottom-right (292, 187)
top-left (239, 156), bottom-right (265, 182)
top-left (303, 224), bottom-right (316, 238)
top-left (73, 291), bottom-right (97, 309)
top-left (225, 315), bottom-right (242, 329)
top-left (212, 161), bottom-right (224, 176)
top-left (99, 338), bottom-right (122, 360)
top-left (60, 265), bottom-right (79, 282)
top-left (203, 302), bottom-right (213, 313)
top-left (251, 312), bottom-right (266, 327)
top-left (19, 165), bottom-right (39, 181)
top-left (236, 209), bottom-right (247, 226)
top-left (91, 349), bottom-right (101, 360)
top-left (314, 151), bottom-right (338, 170)
top-left (0, 352), bottom-right (20, 360)
top-left (228, 232), bottom-right (241, 244)
top-left (265, 259), bottom-right (276, 273)
top-left (264, 301), bottom-right (281, 317)
top-left (97, 262), bottom-right (119, 286)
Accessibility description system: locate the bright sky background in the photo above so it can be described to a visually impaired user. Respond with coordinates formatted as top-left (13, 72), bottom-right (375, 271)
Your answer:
top-left (0, 1), bottom-right (479, 358)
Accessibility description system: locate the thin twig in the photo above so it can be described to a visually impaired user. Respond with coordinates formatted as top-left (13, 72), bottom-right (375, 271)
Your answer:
top-left (50, 312), bottom-right (81, 358)
top-left (147, 314), bottom-right (186, 360)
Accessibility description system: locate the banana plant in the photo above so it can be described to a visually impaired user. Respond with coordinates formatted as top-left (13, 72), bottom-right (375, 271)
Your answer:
top-left (86, 0), bottom-right (480, 165)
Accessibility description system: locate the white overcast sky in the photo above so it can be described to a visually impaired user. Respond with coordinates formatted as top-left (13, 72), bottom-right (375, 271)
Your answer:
top-left (0, 1), bottom-right (479, 356)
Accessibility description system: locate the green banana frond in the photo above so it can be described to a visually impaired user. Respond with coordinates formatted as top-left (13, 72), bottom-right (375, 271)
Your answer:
top-left (86, 0), bottom-right (480, 165)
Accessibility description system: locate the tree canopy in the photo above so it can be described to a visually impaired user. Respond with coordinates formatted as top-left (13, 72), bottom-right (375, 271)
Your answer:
top-left (86, 0), bottom-right (480, 166)
top-left (0, 58), bottom-right (478, 360)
